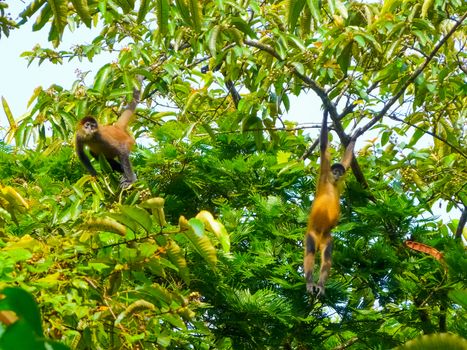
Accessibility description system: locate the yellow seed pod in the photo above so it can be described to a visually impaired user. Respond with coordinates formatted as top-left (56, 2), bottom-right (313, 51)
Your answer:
top-left (86, 218), bottom-right (127, 236)
top-left (1, 186), bottom-right (29, 210)
top-left (179, 215), bottom-right (190, 230)
top-left (142, 197), bottom-right (165, 209)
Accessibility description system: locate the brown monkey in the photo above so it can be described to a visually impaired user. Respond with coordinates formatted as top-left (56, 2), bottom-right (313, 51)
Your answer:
top-left (76, 85), bottom-right (140, 188)
top-left (304, 111), bottom-right (356, 296)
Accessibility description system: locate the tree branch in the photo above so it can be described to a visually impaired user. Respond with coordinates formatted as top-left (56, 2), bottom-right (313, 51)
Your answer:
top-left (243, 39), bottom-right (342, 125)
top-left (300, 137), bottom-right (319, 160)
top-left (388, 114), bottom-right (467, 159)
top-left (455, 206), bottom-right (467, 239)
top-left (354, 12), bottom-right (467, 139)
top-left (243, 39), bottom-right (369, 188)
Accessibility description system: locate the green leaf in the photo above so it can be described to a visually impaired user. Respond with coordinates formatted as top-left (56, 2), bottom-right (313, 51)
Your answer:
top-left (188, 0), bottom-right (202, 32)
top-left (155, 0), bottom-right (169, 35)
top-left (448, 289), bottom-right (467, 309)
top-left (327, 0), bottom-right (336, 14)
top-left (120, 205), bottom-right (153, 233)
top-left (19, 0), bottom-right (47, 21)
top-left (381, 130), bottom-right (390, 146)
top-left (0, 288), bottom-right (43, 337)
top-left (196, 211), bottom-right (230, 252)
top-left (396, 333), bottom-right (467, 350)
top-left (353, 34), bottom-right (366, 48)
top-left (151, 284), bottom-right (173, 305)
top-left (292, 61), bottom-right (305, 75)
top-left (107, 212), bottom-right (140, 233)
top-left (335, 0), bottom-right (348, 18)
top-left (287, 0), bottom-right (306, 32)
top-left (337, 42), bottom-right (352, 74)
top-left (70, 0), bottom-right (92, 27)
top-left (230, 17), bottom-right (257, 38)
top-left (164, 313), bottom-right (186, 329)
top-left (93, 63), bottom-right (112, 93)
top-left (421, 0), bottom-right (434, 18)
top-left (137, 0), bottom-right (149, 23)
top-left (48, 0), bottom-right (68, 38)
top-left (306, 0), bottom-right (321, 22)
top-left (408, 128), bottom-right (425, 147)
top-left (175, 0), bottom-right (191, 25)
top-left (0, 320), bottom-right (44, 350)
top-left (32, 3), bottom-right (52, 31)
top-left (1, 97), bottom-right (16, 129)
top-left (114, 0), bottom-right (134, 13)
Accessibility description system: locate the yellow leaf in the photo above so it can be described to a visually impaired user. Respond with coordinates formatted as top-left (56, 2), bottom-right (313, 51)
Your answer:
top-left (34, 272), bottom-right (61, 288)
top-left (4, 235), bottom-right (39, 251)
top-left (195, 211), bottom-right (230, 252)
top-left (277, 151), bottom-right (292, 164)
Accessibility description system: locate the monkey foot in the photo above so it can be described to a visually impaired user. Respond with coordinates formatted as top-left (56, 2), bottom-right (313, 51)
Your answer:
top-left (306, 283), bottom-right (325, 296)
top-left (119, 174), bottom-right (137, 189)
top-left (120, 179), bottom-right (134, 189)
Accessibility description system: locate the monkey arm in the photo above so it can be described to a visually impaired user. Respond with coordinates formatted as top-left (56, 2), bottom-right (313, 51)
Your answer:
top-left (320, 110), bottom-right (329, 153)
top-left (341, 139), bottom-right (356, 170)
top-left (319, 111), bottom-right (331, 176)
top-left (76, 138), bottom-right (98, 176)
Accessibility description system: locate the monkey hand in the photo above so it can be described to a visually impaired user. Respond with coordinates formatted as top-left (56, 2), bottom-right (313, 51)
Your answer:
top-left (307, 282), bottom-right (325, 297)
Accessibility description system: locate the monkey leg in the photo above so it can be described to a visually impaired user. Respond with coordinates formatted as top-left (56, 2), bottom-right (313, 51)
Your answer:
top-left (315, 236), bottom-right (333, 296)
top-left (304, 232), bottom-right (317, 294)
top-left (106, 158), bottom-right (124, 173)
top-left (119, 153), bottom-right (136, 188)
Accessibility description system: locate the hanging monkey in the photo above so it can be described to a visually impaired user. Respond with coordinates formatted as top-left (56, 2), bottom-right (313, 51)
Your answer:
top-left (304, 111), bottom-right (356, 296)
top-left (75, 83), bottom-right (141, 188)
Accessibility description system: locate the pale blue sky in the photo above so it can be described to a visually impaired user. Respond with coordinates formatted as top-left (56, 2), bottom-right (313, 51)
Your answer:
top-left (0, 2), bottom-right (114, 131)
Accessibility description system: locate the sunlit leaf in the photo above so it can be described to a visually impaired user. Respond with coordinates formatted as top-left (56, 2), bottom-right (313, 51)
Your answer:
top-left (184, 218), bottom-right (217, 268)
top-left (287, 0), bottom-right (306, 32)
top-left (155, 0), bottom-right (169, 35)
top-left (70, 0), bottom-right (92, 27)
top-left (195, 210), bottom-right (230, 252)
top-left (120, 205), bottom-right (153, 233)
top-left (1, 97), bottom-right (16, 129)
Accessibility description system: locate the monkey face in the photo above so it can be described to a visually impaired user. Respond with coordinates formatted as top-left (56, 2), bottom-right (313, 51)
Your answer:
top-left (79, 117), bottom-right (98, 136)
top-left (84, 120), bottom-right (97, 131)
top-left (331, 163), bottom-right (345, 181)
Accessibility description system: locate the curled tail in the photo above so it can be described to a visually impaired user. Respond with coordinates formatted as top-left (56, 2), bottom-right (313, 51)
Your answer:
top-left (115, 76), bottom-right (142, 130)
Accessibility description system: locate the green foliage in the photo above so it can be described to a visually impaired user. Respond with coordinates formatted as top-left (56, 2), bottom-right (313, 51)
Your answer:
top-left (0, 1), bottom-right (16, 38)
top-left (1, 0), bottom-right (466, 348)
top-left (0, 287), bottom-right (69, 350)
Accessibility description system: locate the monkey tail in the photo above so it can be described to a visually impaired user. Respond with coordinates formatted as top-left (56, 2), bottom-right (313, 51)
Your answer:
top-left (115, 107), bottom-right (135, 130)
top-left (115, 78), bottom-right (142, 130)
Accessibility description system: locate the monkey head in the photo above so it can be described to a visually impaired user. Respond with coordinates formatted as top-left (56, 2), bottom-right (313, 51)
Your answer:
top-left (79, 116), bottom-right (99, 138)
top-left (331, 163), bottom-right (345, 181)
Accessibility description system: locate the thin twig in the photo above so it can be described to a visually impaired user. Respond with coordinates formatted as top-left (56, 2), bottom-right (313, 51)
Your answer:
top-left (388, 114), bottom-right (467, 159)
top-left (354, 12), bottom-right (467, 139)
top-left (300, 138), bottom-right (319, 160)
top-left (243, 39), bottom-right (369, 187)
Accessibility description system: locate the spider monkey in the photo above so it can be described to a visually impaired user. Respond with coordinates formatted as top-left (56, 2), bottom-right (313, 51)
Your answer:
top-left (304, 110), bottom-right (356, 296)
top-left (75, 84), bottom-right (141, 188)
